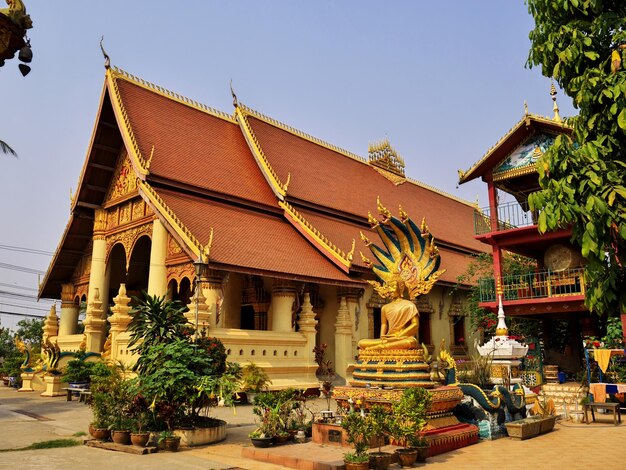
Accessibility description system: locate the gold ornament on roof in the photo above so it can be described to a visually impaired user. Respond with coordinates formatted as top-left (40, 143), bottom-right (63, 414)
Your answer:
top-left (368, 138), bottom-right (405, 177)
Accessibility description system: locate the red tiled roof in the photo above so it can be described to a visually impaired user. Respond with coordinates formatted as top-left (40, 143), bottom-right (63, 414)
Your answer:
top-left (115, 78), bottom-right (276, 207)
top-left (154, 188), bottom-right (358, 284)
top-left (295, 208), bottom-right (475, 284)
top-left (246, 116), bottom-right (485, 253)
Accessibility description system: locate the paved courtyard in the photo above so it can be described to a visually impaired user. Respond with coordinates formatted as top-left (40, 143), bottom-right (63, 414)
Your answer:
top-left (0, 385), bottom-right (624, 470)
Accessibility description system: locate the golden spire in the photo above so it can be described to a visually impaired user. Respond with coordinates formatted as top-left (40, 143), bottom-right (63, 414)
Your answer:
top-left (550, 79), bottom-right (561, 123)
top-left (524, 100), bottom-right (529, 116)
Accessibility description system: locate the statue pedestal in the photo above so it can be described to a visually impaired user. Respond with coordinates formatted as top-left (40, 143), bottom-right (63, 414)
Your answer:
top-left (350, 348), bottom-right (436, 389)
top-left (333, 385), bottom-right (478, 456)
top-left (40, 375), bottom-right (65, 397)
top-left (18, 372), bottom-right (35, 392)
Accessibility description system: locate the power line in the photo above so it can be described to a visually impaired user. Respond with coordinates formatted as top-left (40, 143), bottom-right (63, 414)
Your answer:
top-left (0, 302), bottom-right (50, 312)
top-left (0, 244), bottom-right (54, 256)
top-left (0, 282), bottom-right (38, 292)
top-left (0, 262), bottom-right (46, 275)
top-left (0, 290), bottom-right (40, 301)
top-left (0, 311), bottom-right (45, 319)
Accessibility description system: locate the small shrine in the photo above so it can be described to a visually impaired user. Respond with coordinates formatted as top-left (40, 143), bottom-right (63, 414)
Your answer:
top-left (478, 296), bottom-right (528, 386)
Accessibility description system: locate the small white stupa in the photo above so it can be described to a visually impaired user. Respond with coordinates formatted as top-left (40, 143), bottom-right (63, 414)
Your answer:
top-left (477, 295), bottom-right (529, 385)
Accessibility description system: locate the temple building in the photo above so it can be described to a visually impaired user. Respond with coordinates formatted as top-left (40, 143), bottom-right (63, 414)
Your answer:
top-left (39, 65), bottom-right (487, 389)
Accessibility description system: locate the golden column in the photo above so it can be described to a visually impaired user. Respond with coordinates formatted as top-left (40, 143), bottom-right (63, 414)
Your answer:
top-left (58, 283), bottom-right (79, 336)
top-left (334, 296), bottom-right (353, 382)
top-left (271, 280), bottom-right (296, 333)
top-left (87, 209), bottom-right (108, 312)
top-left (338, 287), bottom-right (363, 360)
top-left (147, 219), bottom-right (168, 296)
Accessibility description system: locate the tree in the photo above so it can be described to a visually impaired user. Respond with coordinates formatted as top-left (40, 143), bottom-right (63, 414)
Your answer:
top-left (0, 140), bottom-right (17, 157)
top-left (16, 318), bottom-right (44, 350)
top-left (526, 0), bottom-right (626, 315)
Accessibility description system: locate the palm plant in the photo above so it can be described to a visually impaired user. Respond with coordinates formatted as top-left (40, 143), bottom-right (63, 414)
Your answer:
top-left (0, 140), bottom-right (17, 157)
top-left (127, 293), bottom-right (190, 374)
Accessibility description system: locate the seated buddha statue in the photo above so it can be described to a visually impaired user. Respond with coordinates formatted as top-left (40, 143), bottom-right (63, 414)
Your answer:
top-left (358, 279), bottom-right (419, 351)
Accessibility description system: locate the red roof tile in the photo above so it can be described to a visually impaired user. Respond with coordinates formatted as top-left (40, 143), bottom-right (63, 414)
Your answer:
top-left (155, 188), bottom-right (357, 284)
top-left (246, 116), bottom-right (485, 253)
top-left (115, 78), bottom-right (276, 207)
top-left (295, 208), bottom-right (475, 284)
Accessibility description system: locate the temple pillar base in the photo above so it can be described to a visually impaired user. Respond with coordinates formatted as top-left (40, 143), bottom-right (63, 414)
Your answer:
top-left (40, 375), bottom-right (65, 397)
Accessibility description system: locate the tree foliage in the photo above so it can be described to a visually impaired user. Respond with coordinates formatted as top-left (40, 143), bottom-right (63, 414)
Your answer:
top-left (526, 0), bottom-right (626, 314)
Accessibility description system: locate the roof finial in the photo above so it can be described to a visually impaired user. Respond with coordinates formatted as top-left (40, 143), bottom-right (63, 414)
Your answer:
top-left (524, 100), bottom-right (529, 116)
top-left (550, 79), bottom-right (561, 123)
top-left (99, 36), bottom-right (110, 69)
top-left (229, 79), bottom-right (238, 108)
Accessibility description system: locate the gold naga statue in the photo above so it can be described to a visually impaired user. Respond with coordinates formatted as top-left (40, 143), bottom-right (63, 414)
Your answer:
top-left (358, 199), bottom-right (445, 351)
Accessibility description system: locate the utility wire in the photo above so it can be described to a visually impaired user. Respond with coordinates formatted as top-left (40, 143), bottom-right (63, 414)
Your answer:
top-left (0, 244), bottom-right (54, 256)
top-left (0, 290), bottom-right (40, 301)
top-left (0, 302), bottom-right (50, 312)
top-left (0, 310), bottom-right (45, 319)
top-left (0, 282), bottom-right (38, 292)
top-left (0, 262), bottom-right (46, 275)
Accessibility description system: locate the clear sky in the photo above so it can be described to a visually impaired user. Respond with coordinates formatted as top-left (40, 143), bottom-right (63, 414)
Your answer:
top-left (0, 1), bottom-right (576, 329)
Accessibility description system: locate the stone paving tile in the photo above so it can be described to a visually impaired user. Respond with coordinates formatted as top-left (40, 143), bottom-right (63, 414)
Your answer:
top-left (2, 386), bottom-right (626, 470)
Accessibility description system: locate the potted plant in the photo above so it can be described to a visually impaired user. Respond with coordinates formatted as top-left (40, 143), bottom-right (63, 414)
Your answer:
top-left (61, 350), bottom-right (97, 391)
top-left (242, 362), bottom-right (271, 403)
top-left (128, 393), bottom-right (151, 447)
top-left (389, 387), bottom-right (432, 467)
top-left (248, 428), bottom-right (273, 448)
top-left (341, 411), bottom-right (372, 470)
top-left (158, 430), bottom-right (181, 452)
top-left (367, 405), bottom-right (393, 470)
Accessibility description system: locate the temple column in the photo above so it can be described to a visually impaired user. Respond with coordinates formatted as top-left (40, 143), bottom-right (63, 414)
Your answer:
top-left (298, 293), bottom-right (318, 373)
top-left (147, 219), bottom-right (168, 296)
top-left (202, 270), bottom-right (223, 330)
top-left (87, 209), bottom-right (108, 313)
top-left (271, 280), bottom-right (296, 333)
top-left (334, 297), bottom-right (353, 382)
top-left (59, 284), bottom-right (79, 336)
top-left (108, 284), bottom-right (132, 362)
top-left (42, 305), bottom-right (59, 342)
top-left (83, 288), bottom-right (106, 353)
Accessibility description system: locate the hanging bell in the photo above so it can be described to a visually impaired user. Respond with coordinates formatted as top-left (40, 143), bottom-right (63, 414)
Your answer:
top-left (18, 43), bottom-right (33, 63)
top-left (18, 63), bottom-right (31, 76)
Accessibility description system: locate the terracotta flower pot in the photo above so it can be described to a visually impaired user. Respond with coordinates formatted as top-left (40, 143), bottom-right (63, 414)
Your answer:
top-left (130, 432), bottom-right (150, 447)
top-left (344, 460), bottom-right (369, 470)
top-left (396, 448), bottom-right (418, 468)
top-left (91, 428), bottom-right (110, 442)
top-left (111, 430), bottom-right (131, 445)
top-left (369, 452), bottom-right (394, 470)
top-left (162, 436), bottom-right (181, 452)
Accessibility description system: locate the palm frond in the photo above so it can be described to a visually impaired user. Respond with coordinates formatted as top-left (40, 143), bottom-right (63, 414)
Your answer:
top-left (0, 140), bottom-right (18, 157)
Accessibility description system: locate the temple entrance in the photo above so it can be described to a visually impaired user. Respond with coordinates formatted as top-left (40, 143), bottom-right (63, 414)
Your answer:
top-left (126, 235), bottom-right (151, 300)
top-left (107, 243), bottom-right (127, 307)
top-left (373, 307), bottom-right (381, 339)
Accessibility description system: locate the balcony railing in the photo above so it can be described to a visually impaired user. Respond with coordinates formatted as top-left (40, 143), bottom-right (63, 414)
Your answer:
top-left (479, 267), bottom-right (586, 303)
top-left (474, 201), bottom-right (537, 235)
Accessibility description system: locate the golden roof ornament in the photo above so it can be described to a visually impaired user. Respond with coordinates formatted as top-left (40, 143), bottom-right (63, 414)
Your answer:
top-left (368, 138), bottom-right (405, 177)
